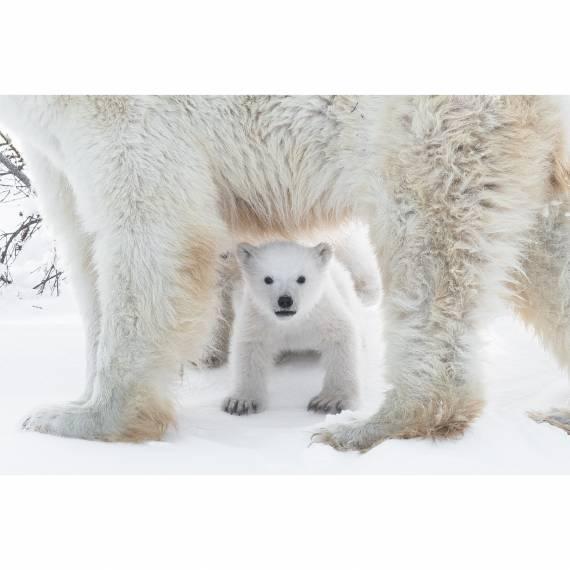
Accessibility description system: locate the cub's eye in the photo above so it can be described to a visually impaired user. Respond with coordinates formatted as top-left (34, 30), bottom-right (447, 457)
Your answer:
top-left (297, 276), bottom-right (306, 284)
top-left (264, 276), bottom-right (274, 285)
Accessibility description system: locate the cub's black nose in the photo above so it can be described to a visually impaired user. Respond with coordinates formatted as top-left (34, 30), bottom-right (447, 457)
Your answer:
top-left (278, 295), bottom-right (293, 309)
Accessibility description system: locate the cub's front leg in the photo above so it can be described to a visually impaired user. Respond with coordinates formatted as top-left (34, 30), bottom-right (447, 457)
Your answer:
top-left (223, 307), bottom-right (272, 415)
top-left (308, 310), bottom-right (360, 414)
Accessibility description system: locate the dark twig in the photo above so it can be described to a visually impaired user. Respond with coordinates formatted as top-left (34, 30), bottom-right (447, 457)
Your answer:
top-left (0, 152), bottom-right (31, 189)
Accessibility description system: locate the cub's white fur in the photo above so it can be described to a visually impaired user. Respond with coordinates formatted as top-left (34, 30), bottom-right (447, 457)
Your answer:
top-left (224, 241), bottom-right (363, 415)
top-left (0, 96), bottom-right (568, 450)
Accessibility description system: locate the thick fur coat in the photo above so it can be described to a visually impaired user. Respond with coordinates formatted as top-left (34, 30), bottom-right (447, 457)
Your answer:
top-left (0, 95), bottom-right (568, 450)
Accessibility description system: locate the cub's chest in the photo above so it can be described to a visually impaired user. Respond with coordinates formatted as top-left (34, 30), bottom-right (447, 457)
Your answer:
top-left (271, 314), bottom-right (322, 353)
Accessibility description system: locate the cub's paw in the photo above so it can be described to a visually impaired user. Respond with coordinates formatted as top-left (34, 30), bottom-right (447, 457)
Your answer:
top-left (223, 397), bottom-right (261, 416)
top-left (307, 394), bottom-right (354, 414)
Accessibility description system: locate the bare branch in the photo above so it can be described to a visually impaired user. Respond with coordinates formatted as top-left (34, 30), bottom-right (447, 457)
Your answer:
top-left (1, 129), bottom-right (64, 294)
top-left (32, 250), bottom-right (64, 295)
top-left (0, 151), bottom-right (31, 189)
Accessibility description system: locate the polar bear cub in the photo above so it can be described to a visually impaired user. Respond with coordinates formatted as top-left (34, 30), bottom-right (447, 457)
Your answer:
top-left (223, 240), bottom-right (363, 415)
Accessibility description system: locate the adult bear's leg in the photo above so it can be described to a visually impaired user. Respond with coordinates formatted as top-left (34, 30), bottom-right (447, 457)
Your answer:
top-left (22, 98), bottom-right (224, 441)
top-left (511, 154), bottom-right (570, 433)
top-left (315, 96), bottom-right (560, 451)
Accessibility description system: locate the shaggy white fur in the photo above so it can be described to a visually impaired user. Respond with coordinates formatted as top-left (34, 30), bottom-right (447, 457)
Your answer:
top-left (0, 96), bottom-right (568, 450)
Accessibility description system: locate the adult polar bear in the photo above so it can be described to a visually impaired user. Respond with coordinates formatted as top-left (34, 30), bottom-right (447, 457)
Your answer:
top-left (0, 96), bottom-right (569, 450)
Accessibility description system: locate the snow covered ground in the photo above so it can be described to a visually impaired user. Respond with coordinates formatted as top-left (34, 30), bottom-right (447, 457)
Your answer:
top-left (2, 284), bottom-right (570, 474)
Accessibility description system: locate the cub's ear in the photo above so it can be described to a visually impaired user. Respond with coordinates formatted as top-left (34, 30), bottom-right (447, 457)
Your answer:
top-left (237, 243), bottom-right (257, 266)
top-left (313, 242), bottom-right (333, 267)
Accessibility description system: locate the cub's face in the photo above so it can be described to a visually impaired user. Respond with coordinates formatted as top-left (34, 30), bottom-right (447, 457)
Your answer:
top-left (237, 241), bottom-right (333, 322)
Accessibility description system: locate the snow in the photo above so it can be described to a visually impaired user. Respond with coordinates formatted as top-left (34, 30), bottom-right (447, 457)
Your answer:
top-left (1, 285), bottom-right (570, 474)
